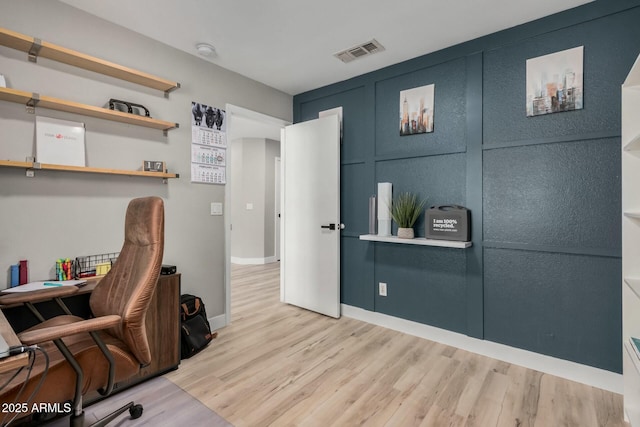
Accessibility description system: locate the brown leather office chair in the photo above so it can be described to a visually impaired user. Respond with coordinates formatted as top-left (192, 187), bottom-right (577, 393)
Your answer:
top-left (0, 196), bottom-right (164, 426)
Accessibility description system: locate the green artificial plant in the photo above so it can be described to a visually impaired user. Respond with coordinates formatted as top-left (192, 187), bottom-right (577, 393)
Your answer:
top-left (390, 192), bottom-right (426, 228)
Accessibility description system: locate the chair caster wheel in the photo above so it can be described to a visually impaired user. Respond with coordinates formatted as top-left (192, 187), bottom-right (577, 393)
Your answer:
top-left (129, 404), bottom-right (143, 419)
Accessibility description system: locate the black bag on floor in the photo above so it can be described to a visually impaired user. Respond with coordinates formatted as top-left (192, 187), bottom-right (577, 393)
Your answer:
top-left (180, 294), bottom-right (215, 359)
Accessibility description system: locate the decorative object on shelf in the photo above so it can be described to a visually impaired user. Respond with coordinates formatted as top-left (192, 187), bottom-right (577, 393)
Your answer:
top-left (143, 161), bottom-right (166, 172)
top-left (425, 205), bottom-right (471, 242)
top-left (368, 195), bottom-right (377, 235)
top-left (35, 116), bottom-right (86, 167)
top-left (107, 98), bottom-right (150, 117)
top-left (390, 192), bottom-right (426, 239)
top-left (526, 46), bottom-right (583, 117)
top-left (400, 83), bottom-right (434, 135)
top-left (0, 74), bottom-right (6, 88)
top-left (377, 182), bottom-right (392, 236)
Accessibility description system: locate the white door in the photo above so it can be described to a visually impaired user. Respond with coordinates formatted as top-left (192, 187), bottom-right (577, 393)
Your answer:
top-left (281, 114), bottom-right (341, 318)
top-left (275, 157), bottom-right (281, 261)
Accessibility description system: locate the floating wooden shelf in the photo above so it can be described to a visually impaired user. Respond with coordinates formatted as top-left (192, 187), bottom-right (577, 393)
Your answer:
top-left (0, 160), bottom-right (179, 181)
top-left (0, 27), bottom-right (180, 94)
top-left (0, 87), bottom-right (32, 104)
top-left (0, 87), bottom-right (178, 133)
top-left (359, 234), bottom-right (472, 248)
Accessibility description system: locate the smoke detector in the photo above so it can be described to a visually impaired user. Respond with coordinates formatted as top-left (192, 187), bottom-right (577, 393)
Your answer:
top-left (334, 39), bottom-right (385, 64)
top-left (196, 43), bottom-right (216, 57)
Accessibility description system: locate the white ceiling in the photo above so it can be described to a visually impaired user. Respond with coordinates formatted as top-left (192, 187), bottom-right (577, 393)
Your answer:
top-left (59, 0), bottom-right (593, 96)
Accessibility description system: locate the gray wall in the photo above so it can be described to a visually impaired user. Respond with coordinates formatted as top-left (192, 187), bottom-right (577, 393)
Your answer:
top-left (293, 0), bottom-right (639, 373)
top-left (0, 0), bottom-right (292, 319)
top-left (264, 139), bottom-right (280, 257)
top-left (230, 138), bottom-right (280, 261)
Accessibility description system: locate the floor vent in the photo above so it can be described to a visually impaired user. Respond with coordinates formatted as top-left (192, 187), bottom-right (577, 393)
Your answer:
top-left (334, 39), bottom-right (385, 63)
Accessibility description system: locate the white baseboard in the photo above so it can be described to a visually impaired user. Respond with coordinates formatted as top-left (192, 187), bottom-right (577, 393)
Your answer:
top-left (208, 314), bottom-right (227, 332)
top-left (231, 256), bottom-right (277, 265)
top-left (341, 304), bottom-right (622, 394)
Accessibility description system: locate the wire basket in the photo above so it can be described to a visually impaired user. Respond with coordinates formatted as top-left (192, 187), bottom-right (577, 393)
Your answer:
top-left (74, 252), bottom-right (119, 279)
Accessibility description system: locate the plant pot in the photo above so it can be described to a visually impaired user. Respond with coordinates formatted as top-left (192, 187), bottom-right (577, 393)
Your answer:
top-left (397, 227), bottom-right (414, 239)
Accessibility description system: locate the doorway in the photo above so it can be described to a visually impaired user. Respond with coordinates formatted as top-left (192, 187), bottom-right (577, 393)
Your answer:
top-left (224, 105), bottom-right (289, 325)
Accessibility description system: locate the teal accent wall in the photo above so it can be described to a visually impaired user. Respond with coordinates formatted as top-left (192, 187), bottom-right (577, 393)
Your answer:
top-left (293, 0), bottom-right (640, 373)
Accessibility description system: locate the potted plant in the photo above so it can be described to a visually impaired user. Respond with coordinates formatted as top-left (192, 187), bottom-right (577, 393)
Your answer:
top-left (390, 192), bottom-right (426, 239)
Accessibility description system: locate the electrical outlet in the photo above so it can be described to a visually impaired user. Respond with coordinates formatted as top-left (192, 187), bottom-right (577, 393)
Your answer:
top-left (379, 282), bottom-right (387, 296)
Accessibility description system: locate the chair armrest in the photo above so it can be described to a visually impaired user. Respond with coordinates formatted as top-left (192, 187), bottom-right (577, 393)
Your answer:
top-left (0, 286), bottom-right (80, 307)
top-left (18, 315), bottom-right (122, 345)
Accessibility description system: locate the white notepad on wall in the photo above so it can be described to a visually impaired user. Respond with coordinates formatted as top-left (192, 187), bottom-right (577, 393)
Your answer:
top-left (36, 116), bottom-right (86, 167)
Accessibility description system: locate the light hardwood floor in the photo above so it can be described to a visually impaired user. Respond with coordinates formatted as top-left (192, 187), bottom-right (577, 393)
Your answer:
top-left (165, 263), bottom-right (624, 426)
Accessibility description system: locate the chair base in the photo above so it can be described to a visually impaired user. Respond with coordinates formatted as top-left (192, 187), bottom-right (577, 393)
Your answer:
top-left (68, 401), bottom-right (142, 427)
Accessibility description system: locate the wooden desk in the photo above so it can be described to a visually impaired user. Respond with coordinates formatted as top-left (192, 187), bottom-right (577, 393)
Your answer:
top-left (0, 310), bottom-right (29, 374)
top-left (0, 274), bottom-right (181, 397)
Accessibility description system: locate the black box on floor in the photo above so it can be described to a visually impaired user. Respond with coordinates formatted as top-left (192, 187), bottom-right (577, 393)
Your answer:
top-left (425, 205), bottom-right (470, 242)
top-left (161, 264), bottom-right (177, 275)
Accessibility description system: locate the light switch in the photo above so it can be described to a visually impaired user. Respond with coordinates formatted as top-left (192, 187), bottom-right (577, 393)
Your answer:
top-left (210, 202), bottom-right (223, 216)
top-left (246, 203), bottom-right (253, 210)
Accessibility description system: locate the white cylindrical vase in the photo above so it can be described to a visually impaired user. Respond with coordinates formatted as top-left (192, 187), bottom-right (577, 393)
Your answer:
top-left (377, 182), bottom-right (392, 236)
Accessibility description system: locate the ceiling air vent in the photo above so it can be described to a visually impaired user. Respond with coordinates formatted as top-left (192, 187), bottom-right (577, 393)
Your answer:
top-left (334, 39), bottom-right (385, 63)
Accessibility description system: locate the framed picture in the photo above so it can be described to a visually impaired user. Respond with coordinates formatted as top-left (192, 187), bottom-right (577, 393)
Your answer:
top-left (526, 46), bottom-right (583, 117)
top-left (400, 84), bottom-right (434, 136)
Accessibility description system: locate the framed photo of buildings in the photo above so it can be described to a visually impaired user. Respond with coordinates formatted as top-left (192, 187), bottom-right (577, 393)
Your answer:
top-left (399, 84), bottom-right (434, 136)
top-left (526, 46), bottom-right (584, 117)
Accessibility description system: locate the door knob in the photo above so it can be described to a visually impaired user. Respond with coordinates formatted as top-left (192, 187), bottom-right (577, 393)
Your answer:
top-left (320, 223), bottom-right (345, 230)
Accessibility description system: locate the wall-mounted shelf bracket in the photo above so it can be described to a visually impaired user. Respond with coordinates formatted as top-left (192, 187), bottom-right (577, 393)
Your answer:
top-left (164, 83), bottom-right (181, 99)
top-left (26, 93), bottom-right (39, 114)
top-left (28, 37), bottom-right (42, 63)
top-left (24, 158), bottom-right (37, 177)
top-left (164, 122), bottom-right (179, 137)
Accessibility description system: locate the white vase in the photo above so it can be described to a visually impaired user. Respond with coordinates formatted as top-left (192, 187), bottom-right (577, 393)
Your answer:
top-left (397, 227), bottom-right (414, 239)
